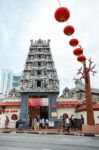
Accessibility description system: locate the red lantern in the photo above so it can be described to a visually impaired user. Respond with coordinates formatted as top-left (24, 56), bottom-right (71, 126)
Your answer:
top-left (63, 25), bottom-right (75, 36)
top-left (54, 7), bottom-right (70, 22)
top-left (77, 55), bottom-right (86, 62)
top-left (73, 48), bottom-right (83, 56)
top-left (69, 38), bottom-right (79, 47)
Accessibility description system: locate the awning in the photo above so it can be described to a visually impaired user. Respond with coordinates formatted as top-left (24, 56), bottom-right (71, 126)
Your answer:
top-left (28, 98), bottom-right (48, 107)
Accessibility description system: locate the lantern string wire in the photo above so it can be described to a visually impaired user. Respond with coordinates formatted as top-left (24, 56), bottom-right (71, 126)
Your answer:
top-left (57, 0), bottom-right (61, 6)
top-left (56, 1), bottom-right (83, 51)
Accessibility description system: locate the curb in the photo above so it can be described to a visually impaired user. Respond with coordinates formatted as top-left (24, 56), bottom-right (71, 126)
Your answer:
top-left (0, 130), bottom-right (81, 136)
top-left (0, 130), bottom-right (99, 137)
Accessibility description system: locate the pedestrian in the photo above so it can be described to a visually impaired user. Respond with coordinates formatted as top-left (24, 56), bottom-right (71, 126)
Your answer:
top-left (80, 114), bottom-right (84, 124)
top-left (15, 119), bottom-right (19, 129)
top-left (33, 118), bottom-right (37, 130)
top-left (28, 118), bottom-right (32, 128)
top-left (36, 116), bottom-right (40, 130)
top-left (80, 114), bottom-right (84, 130)
top-left (41, 118), bottom-right (45, 129)
top-left (65, 117), bottom-right (70, 133)
top-left (39, 118), bottom-right (42, 129)
top-left (18, 119), bottom-right (23, 130)
top-left (5, 116), bottom-right (9, 128)
top-left (69, 115), bottom-right (76, 130)
top-left (45, 118), bottom-right (49, 129)
top-left (58, 116), bottom-right (63, 132)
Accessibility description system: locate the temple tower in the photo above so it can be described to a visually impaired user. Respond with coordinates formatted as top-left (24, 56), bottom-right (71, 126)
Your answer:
top-left (20, 39), bottom-right (59, 127)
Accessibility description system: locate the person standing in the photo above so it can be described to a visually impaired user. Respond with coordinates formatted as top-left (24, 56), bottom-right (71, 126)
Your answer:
top-left (65, 117), bottom-right (70, 133)
top-left (41, 118), bottom-right (45, 129)
top-left (45, 118), bottom-right (49, 129)
top-left (33, 118), bottom-right (37, 130)
top-left (28, 118), bottom-right (32, 129)
top-left (80, 114), bottom-right (84, 130)
top-left (70, 115), bottom-right (76, 130)
top-left (36, 116), bottom-right (40, 130)
top-left (80, 114), bottom-right (84, 124)
top-left (5, 116), bottom-right (9, 128)
top-left (58, 116), bottom-right (63, 132)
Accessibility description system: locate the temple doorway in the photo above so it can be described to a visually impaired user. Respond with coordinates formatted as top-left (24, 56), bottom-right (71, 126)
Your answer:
top-left (29, 106), bottom-right (48, 119)
top-left (28, 97), bottom-right (48, 120)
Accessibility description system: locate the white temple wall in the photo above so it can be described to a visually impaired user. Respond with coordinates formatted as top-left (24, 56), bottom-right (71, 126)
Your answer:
top-left (0, 107), bottom-right (20, 128)
top-left (57, 107), bottom-right (77, 119)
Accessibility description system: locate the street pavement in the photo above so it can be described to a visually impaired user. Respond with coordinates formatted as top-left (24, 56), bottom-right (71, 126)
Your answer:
top-left (0, 132), bottom-right (99, 150)
top-left (0, 127), bottom-right (99, 137)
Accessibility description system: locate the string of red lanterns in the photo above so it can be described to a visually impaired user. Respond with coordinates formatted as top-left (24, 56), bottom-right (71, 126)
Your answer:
top-left (54, 1), bottom-right (86, 62)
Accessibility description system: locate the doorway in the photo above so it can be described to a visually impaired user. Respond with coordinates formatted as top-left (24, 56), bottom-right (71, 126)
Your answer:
top-left (29, 106), bottom-right (48, 119)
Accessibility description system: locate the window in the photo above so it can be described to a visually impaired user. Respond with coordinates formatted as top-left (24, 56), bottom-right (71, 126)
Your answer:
top-left (38, 62), bottom-right (41, 67)
top-left (37, 81), bottom-right (41, 87)
top-left (38, 54), bottom-right (41, 59)
top-left (37, 70), bottom-right (41, 75)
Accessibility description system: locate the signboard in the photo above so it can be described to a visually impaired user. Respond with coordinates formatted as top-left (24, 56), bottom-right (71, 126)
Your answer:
top-left (51, 112), bottom-right (57, 117)
top-left (28, 98), bottom-right (48, 107)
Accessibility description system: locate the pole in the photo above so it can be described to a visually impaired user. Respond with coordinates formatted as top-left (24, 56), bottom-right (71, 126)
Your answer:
top-left (83, 61), bottom-right (95, 125)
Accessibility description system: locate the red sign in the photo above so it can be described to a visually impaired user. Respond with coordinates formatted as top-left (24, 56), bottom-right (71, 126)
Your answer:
top-left (28, 98), bottom-right (48, 107)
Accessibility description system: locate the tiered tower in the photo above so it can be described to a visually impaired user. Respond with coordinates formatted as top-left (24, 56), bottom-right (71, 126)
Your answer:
top-left (21, 39), bottom-right (59, 93)
top-left (20, 39), bottom-right (59, 127)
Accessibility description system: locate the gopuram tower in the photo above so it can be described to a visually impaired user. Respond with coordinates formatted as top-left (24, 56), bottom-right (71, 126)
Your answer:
top-left (20, 39), bottom-right (59, 127)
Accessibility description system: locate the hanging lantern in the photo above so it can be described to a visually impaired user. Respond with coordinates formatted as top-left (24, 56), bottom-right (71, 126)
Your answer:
top-left (73, 48), bottom-right (83, 56)
top-left (77, 55), bottom-right (86, 62)
top-left (54, 7), bottom-right (70, 22)
top-left (69, 38), bottom-right (79, 47)
top-left (63, 25), bottom-right (75, 36)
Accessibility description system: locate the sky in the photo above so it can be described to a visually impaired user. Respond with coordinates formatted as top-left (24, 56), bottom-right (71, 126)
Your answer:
top-left (0, 0), bottom-right (99, 95)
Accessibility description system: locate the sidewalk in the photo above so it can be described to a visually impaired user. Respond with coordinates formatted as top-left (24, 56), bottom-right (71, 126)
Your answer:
top-left (0, 128), bottom-right (82, 136)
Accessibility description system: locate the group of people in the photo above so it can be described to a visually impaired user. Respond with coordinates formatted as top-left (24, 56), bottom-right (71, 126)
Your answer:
top-left (4, 114), bottom-right (84, 132)
top-left (59, 114), bottom-right (84, 133)
top-left (29, 117), bottom-right (49, 130)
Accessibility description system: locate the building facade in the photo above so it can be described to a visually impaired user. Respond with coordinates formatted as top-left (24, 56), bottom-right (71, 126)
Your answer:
top-left (12, 73), bottom-right (22, 90)
top-left (0, 79), bottom-right (99, 128)
top-left (0, 69), bottom-right (13, 96)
